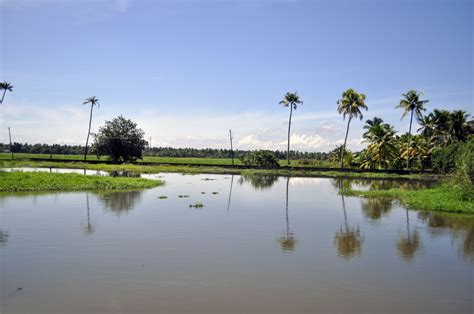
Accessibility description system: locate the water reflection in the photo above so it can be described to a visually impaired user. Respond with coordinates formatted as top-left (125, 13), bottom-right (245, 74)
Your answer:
top-left (226, 175), bottom-right (234, 212)
top-left (238, 174), bottom-right (279, 190)
top-left (360, 198), bottom-right (393, 220)
top-left (334, 180), bottom-right (364, 260)
top-left (82, 193), bottom-right (95, 235)
top-left (418, 212), bottom-right (474, 262)
top-left (396, 209), bottom-right (421, 261)
top-left (277, 177), bottom-right (298, 252)
top-left (96, 190), bottom-right (143, 215)
top-left (0, 229), bottom-right (9, 246)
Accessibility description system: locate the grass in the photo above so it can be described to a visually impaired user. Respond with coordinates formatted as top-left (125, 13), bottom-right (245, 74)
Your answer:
top-left (0, 153), bottom-right (336, 167)
top-left (342, 185), bottom-right (474, 214)
top-left (0, 159), bottom-right (438, 181)
top-left (0, 171), bottom-right (163, 192)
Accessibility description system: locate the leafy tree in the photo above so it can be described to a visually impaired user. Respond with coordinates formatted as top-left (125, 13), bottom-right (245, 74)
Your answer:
top-left (396, 90), bottom-right (428, 170)
top-left (239, 150), bottom-right (280, 168)
top-left (450, 110), bottom-right (471, 142)
top-left (279, 92), bottom-right (303, 165)
top-left (0, 81), bottom-right (13, 104)
top-left (337, 89), bottom-right (368, 169)
top-left (91, 115), bottom-right (147, 163)
top-left (83, 96), bottom-right (100, 161)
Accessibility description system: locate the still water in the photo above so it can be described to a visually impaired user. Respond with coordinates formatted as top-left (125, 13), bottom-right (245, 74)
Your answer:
top-left (0, 173), bottom-right (472, 313)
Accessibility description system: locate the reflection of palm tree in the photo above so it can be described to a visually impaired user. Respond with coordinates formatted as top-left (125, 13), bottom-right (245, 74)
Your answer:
top-left (82, 193), bottom-right (95, 235)
top-left (277, 177), bottom-right (298, 252)
top-left (396, 209), bottom-right (421, 261)
top-left (226, 175), bottom-right (234, 212)
top-left (98, 190), bottom-right (143, 215)
top-left (334, 181), bottom-right (363, 259)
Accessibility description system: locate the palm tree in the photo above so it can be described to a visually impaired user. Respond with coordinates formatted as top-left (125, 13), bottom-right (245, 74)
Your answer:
top-left (0, 81), bottom-right (13, 104)
top-left (83, 96), bottom-right (100, 161)
top-left (450, 110), bottom-right (471, 142)
top-left (362, 117), bottom-right (397, 169)
top-left (337, 89), bottom-right (368, 169)
top-left (396, 90), bottom-right (428, 170)
top-left (279, 92), bottom-right (303, 166)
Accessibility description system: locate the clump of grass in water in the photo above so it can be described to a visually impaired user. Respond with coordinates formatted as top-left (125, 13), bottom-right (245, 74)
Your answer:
top-left (201, 192), bottom-right (206, 194)
top-left (158, 196), bottom-right (168, 199)
top-left (189, 202), bottom-right (204, 208)
top-left (212, 192), bottom-right (219, 195)
top-left (178, 195), bottom-right (190, 198)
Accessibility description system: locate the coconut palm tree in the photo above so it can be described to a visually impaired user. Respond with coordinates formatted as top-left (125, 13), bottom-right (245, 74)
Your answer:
top-left (337, 89), bottom-right (368, 169)
top-left (362, 117), bottom-right (397, 169)
top-left (279, 92), bottom-right (303, 166)
top-left (0, 81), bottom-right (13, 104)
top-left (450, 110), bottom-right (471, 142)
top-left (83, 96), bottom-right (100, 161)
top-left (396, 90), bottom-right (428, 170)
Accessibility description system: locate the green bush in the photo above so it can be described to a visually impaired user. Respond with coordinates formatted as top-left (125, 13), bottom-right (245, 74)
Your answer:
top-left (239, 150), bottom-right (280, 168)
top-left (431, 142), bottom-right (462, 173)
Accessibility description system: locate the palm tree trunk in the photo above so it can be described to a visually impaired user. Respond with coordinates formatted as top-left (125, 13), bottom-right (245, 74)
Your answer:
top-left (0, 89), bottom-right (6, 104)
top-left (407, 110), bottom-right (414, 170)
top-left (340, 117), bottom-right (351, 169)
top-left (84, 105), bottom-right (94, 161)
top-left (285, 177), bottom-right (290, 238)
top-left (287, 105), bottom-right (293, 166)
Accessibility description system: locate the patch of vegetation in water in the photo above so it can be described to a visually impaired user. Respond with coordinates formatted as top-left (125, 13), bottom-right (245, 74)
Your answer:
top-left (342, 184), bottom-right (474, 214)
top-left (0, 171), bottom-right (163, 192)
top-left (178, 195), bottom-right (190, 198)
top-left (189, 202), bottom-right (204, 208)
top-left (158, 196), bottom-right (168, 199)
top-left (201, 192), bottom-right (206, 194)
top-left (212, 192), bottom-right (219, 195)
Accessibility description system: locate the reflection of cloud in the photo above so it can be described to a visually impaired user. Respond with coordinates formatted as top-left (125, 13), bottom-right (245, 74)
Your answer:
top-left (288, 177), bottom-right (326, 186)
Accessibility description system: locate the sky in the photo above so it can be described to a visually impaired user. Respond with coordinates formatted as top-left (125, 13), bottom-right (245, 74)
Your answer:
top-left (0, 0), bottom-right (472, 152)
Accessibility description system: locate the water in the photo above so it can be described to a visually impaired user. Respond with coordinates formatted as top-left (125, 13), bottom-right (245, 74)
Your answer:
top-left (0, 173), bottom-right (472, 313)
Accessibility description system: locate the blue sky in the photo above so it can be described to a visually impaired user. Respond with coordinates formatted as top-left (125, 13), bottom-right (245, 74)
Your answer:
top-left (0, 0), bottom-right (472, 151)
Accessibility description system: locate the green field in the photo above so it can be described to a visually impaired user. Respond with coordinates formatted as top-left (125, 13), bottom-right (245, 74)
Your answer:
top-left (0, 171), bottom-right (163, 192)
top-left (0, 153), bottom-right (336, 168)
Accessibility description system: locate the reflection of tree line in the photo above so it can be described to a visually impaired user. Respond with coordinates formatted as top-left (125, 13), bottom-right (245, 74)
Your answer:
top-left (332, 178), bottom-right (474, 262)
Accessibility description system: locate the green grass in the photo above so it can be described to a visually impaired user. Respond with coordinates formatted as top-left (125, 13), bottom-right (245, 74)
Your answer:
top-left (0, 153), bottom-right (335, 167)
top-left (0, 159), bottom-right (437, 181)
top-left (0, 171), bottom-right (163, 192)
top-left (342, 185), bottom-right (474, 214)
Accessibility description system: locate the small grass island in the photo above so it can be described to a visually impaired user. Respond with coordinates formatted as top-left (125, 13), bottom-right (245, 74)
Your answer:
top-left (0, 171), bottom-right (163, 192)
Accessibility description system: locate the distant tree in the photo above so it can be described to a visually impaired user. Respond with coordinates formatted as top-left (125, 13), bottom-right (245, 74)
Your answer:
top-left (396, 90), bottom-right (428, 170)
top-left (279, 92), bottom-right (303, 165)
top-left (0, 81), bottom-right (13, 104)
top-left (337, 89), bottom-right (368, 168)
top-left (91, 115), bottom-right (147, 163)
top-left (83, 96), bottom-right (100, 161)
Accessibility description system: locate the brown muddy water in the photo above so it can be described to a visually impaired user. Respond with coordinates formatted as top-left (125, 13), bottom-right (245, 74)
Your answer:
top-left (0, 172), bottom-right (472, 313)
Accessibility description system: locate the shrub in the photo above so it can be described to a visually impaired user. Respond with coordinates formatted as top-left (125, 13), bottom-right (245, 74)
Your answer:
top-left (239, 150), bottom-right (280, 168)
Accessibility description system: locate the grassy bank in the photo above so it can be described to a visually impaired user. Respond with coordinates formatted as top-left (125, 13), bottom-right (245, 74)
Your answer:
top-left (342, 185), bottom-right (474, 214)
top-left (0, 171), bottom-right (163, 192)
top-left (0, 159), bottom-right (439, 181)
top-left (0, 153), bottom-right (335, 167)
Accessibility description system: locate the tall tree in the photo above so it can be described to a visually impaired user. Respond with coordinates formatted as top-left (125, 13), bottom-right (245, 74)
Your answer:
top-left (450, 110), bottom-right (471, 142)
top-left (337, 89), bottom-right (368, 168)
top-left (83, 96), bottom-right (100, 161)
top-left (362, 117), bottom-right (397, 169)
top-left (396, 90), bottom-right (428, 170)
top-left (0, 81), bottom-right (13, 104)
top-left (279, 92), bottom-right (303, 166)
